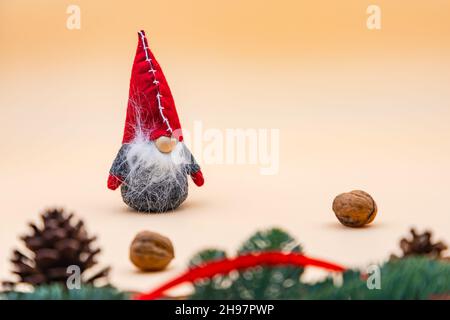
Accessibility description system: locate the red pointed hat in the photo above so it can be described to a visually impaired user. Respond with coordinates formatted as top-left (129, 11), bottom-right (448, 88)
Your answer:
top-left (122, 30), bottom-right (183, 143)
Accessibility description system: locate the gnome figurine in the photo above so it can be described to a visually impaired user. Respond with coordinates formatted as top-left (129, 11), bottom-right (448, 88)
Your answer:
top-left (107, 30), bottom-right (204, 212)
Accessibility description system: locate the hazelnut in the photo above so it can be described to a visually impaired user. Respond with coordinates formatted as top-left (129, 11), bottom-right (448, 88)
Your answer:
top-left (332, 190), bottom-right (377, 228)
top-left (130, 231), bottom-right (174, 271)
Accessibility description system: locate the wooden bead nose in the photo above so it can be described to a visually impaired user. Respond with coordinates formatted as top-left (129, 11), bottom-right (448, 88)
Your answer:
top-left (155, 136), bottom-right (177, 153)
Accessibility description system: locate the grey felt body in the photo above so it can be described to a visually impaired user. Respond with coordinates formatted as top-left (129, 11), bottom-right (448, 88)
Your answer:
top-left (110, 143), bottom-right (200, 213)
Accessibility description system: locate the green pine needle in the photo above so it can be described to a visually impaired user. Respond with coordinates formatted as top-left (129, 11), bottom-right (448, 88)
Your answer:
top-left (2, 284), bottom-right (129, 300)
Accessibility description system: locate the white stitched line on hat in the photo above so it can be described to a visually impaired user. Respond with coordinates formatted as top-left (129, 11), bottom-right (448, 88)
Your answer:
top-left (138, 31), bottom-right (173, 134)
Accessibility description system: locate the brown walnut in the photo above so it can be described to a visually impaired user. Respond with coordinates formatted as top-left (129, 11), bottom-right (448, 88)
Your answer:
top-left (332, 190), bottom-right (377, 228)
top-left (129, 231), bottom-right (174, 271)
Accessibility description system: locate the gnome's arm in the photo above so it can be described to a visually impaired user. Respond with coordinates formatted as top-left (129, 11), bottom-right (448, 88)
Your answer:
top-left (184, 146), bottom-right (204, 187)
top-left (107, 144), bottom-right (130, 190)
top-left (191, 170), bottom-right (204, 187)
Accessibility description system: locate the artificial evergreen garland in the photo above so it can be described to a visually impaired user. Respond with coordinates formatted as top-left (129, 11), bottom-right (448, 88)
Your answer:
top-left (1, 284), bottom-right (127, 300)
top-left (304, 257), bottom-right (450, 300)
top-left (189, 229), bottom-right (306, 300)
top-left (3, 227), bottom-right (449, 300)
top-left (184, 228), bottom-right (450, 300)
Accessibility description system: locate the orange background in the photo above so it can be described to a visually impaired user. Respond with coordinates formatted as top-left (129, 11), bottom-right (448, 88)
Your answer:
top-left (1, 1), bottom-right (449, 293)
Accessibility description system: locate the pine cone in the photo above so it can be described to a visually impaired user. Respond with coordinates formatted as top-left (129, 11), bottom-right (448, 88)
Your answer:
top-left (3, 209), bottom-right (110, 290)
top-left (392, 228), bottom-right (448, 260)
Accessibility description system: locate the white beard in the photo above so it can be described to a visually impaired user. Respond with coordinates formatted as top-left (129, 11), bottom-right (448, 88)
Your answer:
top-left (126, 137), bottom-right (188, 179)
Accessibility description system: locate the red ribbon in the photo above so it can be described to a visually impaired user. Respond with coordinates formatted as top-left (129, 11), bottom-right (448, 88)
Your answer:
top-left (134, 251), bottom-right (345, 300)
